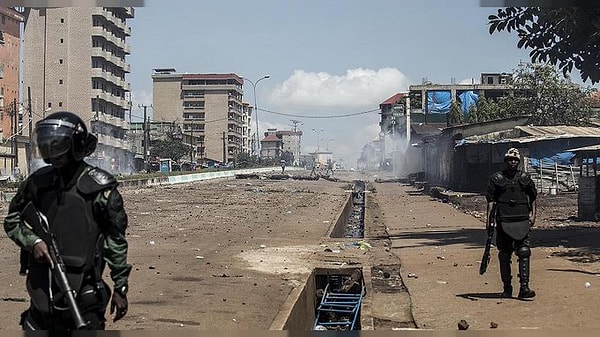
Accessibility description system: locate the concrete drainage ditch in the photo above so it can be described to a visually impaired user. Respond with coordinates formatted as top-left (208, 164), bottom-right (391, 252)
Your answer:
top-left (270, 180), bottom-right (416, 330)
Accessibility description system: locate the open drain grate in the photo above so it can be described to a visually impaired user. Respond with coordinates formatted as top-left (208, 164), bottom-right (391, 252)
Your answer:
top-left (313, 269), bottom-right (365, 331)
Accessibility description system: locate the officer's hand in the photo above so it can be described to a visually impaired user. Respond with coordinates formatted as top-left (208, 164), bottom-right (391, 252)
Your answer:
top-left (32, 241), bottom-right (53, 268)
top-left (110, 291), bottom-right (128, 322)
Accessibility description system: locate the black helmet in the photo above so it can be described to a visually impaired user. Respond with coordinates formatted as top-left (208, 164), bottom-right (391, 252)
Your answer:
top-left (34, 111), bottom-right (98, 163)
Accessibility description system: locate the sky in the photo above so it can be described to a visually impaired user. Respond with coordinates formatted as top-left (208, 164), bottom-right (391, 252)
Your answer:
top-left (126, 0), bottom-right (545, 166)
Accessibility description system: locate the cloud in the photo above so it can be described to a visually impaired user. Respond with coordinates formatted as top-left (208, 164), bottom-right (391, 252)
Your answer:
top-left (268, 68), bottom-right (410, 110)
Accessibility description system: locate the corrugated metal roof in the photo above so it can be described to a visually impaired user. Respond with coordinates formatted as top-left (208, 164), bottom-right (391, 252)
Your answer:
top-left (515, 125), bottom-right (600, 137)
top-left (380, 93), bottom-right (406, 106)
top-left (565, 144), bottom-right (600, 152)
top-left (457, 125), bottom-right (600, 147)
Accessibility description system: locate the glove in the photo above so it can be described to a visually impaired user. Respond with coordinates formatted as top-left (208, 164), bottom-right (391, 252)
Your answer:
top-left (110, 290), bottom-right (128, 322)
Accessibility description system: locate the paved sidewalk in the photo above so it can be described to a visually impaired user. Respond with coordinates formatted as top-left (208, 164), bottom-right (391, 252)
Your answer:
top-left (374, 182), bottom-right (600, 330)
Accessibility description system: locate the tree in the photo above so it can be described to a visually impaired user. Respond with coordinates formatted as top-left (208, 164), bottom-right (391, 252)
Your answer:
top-left (447, 101), bottom-right (464, 127)
top-left (475, 96), bottom-right (501, 122)
top-left (280, 150), bottom-right (295, 165)
top-left (509, 63), bottom-right (593, 125)
top-left (488, 8), bottom-right (600, 83)
top-left (468, 104), bottom-right (479, 124)
top-left (234, 151), bottom-right (257, 168)
top-left (150, 133), bottom-right (190, 162)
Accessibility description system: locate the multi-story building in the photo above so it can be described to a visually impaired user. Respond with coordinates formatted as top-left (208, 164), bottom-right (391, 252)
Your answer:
top-left (152, 70), bottom-right (247, 164)
top-left (22, 7), bottom-right (134, 173)
top-left (276, 129), bottom-right (302, 165)
top-left (260, 129), bottom-right (283, 160)
top-left (0, 7), bottom-right (25, 177)
top-left (242, 101), bottom-right (253, 154)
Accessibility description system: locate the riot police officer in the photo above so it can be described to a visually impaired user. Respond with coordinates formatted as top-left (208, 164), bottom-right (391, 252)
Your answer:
top-left (3, 111), bottom-right (132, 329)
top-left (486, 147), bottom-right (537, 299)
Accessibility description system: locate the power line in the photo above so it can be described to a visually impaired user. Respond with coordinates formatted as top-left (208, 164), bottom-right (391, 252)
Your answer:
top-left (259, 107), bottom-right (379, 119)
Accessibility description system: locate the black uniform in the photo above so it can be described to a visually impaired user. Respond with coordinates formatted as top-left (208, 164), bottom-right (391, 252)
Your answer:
top-left (486, 168), bottom-right (537, 298)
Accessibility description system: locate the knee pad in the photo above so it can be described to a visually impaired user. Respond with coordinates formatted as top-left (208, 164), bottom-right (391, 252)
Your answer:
top-left (516, 246), bottom-right (531, 258)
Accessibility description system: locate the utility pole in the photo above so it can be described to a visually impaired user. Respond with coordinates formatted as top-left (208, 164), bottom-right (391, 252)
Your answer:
top-left (10, 99), bottom-right (18, 175)
top-left (139, 104), bottom-right (151, 171)
top-left (290, 119), bottom-right (303, 133)
top-left (27, 87), bottom-right (33, 175)
top-left (222, 131), bottom-right (226, 164)
top-left (189, 119), bottom-right (194, 166)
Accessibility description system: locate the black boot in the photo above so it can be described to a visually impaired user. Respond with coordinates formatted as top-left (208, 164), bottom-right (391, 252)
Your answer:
top-left (518, 257), bottom-right (536, 299)
top-left (498, 251), bottom-right (512, 298)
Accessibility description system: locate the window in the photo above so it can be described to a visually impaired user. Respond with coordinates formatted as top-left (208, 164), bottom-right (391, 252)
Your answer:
top-left (60, 38), bottom-right (64, 43)
top-left (48, 102), bottom-right (52, 108)
top-left (59, 59), bottom-right (63, 64)
top-left (60, 18), bottom-right (64, 23)
top-left (59, 102), bottom-right (63, 107)
top-left (59, 79), bottom-right (63, 84)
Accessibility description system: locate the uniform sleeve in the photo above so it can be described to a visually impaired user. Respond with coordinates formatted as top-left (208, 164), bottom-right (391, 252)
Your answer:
top-left (96, 187), bottom-right (132, 292)
top-left (3, 179), bottom-right (41, 252)
top-left (485, 177), bottom-right (496, 202)
top-left (526, 178), bottom-right (538, 202)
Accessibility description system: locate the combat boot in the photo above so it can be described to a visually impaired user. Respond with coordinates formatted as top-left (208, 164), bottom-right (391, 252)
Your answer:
top-left (498, 251), bottom-right (512, 298)
top-left (517, 257), bottom-right (536, 299)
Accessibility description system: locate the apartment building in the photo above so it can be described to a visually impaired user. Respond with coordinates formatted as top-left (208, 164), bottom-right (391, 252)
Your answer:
top-left (0, 7), bottom-right (25, 177)
top-left (22, 7), bottom-right (134, 173)
top-left (152, 70), bottom-right (248, 164)
top-left (276, 129), bottom-right (302, 165)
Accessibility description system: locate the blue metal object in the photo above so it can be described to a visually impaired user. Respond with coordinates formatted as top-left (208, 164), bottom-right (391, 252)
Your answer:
top-left (313, 282), bottom-right (365, 330)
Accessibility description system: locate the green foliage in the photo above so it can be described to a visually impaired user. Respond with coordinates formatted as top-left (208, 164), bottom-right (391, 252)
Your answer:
top-left (475, 96), bottom-right (500, 122)
top-left (280, 151), bottom-right (294, 164)
top-left (150, 133), bottom-right (190, 162)
top-left (511, 63), bottom-right (593, 125)
top-left (234, 152), bottom-right (257, 168)
top-left (475, 63), bottom-right (594, 126)
top-left (467, 104), bottom-right (479, 124)
top-left (447, 101), bottom-right (464, 127)
top-left (488, 8), bottom-right (600, 83)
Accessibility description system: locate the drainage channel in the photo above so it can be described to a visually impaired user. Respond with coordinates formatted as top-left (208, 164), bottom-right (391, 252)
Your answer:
top-left (271, 180), bottom-right (417, 330)
top-left (271, 181), bottom-right (367, 330)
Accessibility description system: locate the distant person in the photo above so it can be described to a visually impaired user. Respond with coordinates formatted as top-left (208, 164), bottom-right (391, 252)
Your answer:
top-left (326, 159), bottom-right (334, 176)
top-left (486, 148), bottom-right (537, 299)
top-left (310, 163), bottom-right (318, 177)
top-left (4, 112), bottom-right (132, 329)
top-left (280, 160), bottom-right (286, 174)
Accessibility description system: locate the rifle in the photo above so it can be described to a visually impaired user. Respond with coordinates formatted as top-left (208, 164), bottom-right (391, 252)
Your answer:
top-left (479, 205), bottom-right (496, 275)
top-left (21, 202), bottom-right (88, 330)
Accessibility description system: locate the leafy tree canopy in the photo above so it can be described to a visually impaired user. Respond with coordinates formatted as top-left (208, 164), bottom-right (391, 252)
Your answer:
top-left (476, 63), bottom-right (595, 126)
top-left (150, 133), bottom-right (190, 162)
top-left (488, 8), bottom-right (600, 83)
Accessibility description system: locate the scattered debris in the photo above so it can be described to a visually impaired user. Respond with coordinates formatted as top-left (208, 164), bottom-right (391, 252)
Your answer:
top-left (458, 319), bottom-right (469, 330)
top-left (490, 321), bottom-right (499, 329)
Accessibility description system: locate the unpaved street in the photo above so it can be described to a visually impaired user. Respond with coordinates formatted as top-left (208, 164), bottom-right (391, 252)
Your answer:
top-left (1, 171), bottom-right (600, 331)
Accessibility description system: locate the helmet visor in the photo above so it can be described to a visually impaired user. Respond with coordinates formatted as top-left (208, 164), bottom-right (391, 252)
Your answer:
top-left (33, 119), bottom-right (75, 160)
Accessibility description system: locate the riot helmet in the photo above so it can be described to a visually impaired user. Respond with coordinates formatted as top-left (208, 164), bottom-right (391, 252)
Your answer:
top-left (504, 148), bottom-right (521, 162)
top-left (34, 111), bottom-right (97, 164)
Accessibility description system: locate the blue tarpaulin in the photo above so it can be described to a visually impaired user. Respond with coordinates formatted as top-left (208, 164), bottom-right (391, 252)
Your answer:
top-left (427, 91), bottom-right (452, 113)
top-left (427, 90), bottom-right (479, 114)
top-left (528, 152), bottom-right (575, 168)
top-left (459, 91), bottom-right (478, 115)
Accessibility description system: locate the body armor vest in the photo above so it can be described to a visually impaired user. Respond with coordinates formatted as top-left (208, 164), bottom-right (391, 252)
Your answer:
top-left (25, 166), bottom-right (108, 313)
top-left (493, 171), bottom-right (531, 222)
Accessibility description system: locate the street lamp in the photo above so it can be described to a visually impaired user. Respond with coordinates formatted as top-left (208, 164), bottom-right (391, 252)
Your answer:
top-left (312, 128), bottom-right (324, 152)
top-left (244, 75), bottom-right (270, 159)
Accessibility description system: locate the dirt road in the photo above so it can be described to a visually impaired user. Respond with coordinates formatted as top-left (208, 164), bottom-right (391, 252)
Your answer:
top-left (1, 171), bottom-right (599, 331)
